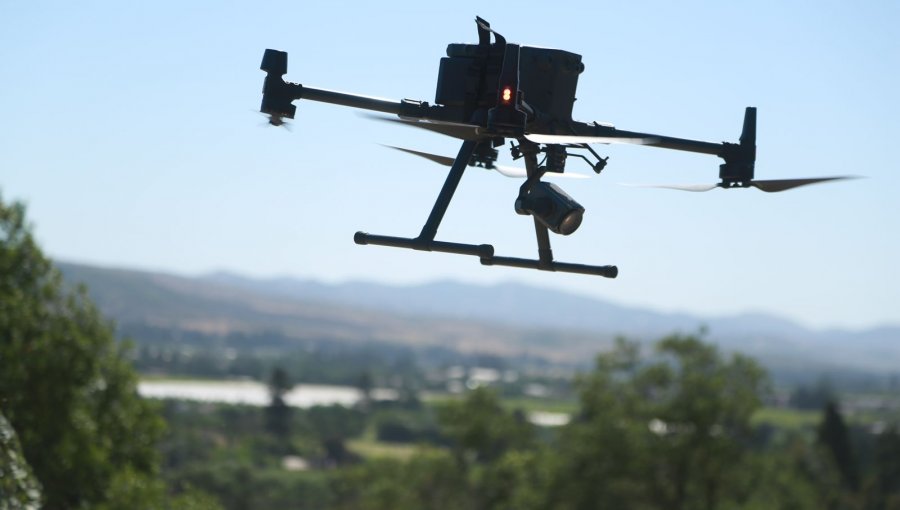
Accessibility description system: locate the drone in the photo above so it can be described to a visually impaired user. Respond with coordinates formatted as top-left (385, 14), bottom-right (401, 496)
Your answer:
top-left (258, 17), bottom-right (850, 278)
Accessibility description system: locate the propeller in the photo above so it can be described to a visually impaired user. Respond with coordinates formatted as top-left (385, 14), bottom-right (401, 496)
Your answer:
top-left (622, 176), bottom-right (858, 193)
top-left (621, 182), bottom-right (719, 192)
top-left (383, 145), bottom-right (589, 179)
top-left (255, 111), bottom-right (291, 130)
top-left (362, 113), bottom-right (485, 140)
top-left (748, 177), bottom-right (857, 192)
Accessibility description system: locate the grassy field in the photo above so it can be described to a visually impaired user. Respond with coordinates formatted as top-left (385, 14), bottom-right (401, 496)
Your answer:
top-left (498, 396), bottom-right (579, 415)
top-left (347, 438), bottom-right (423, 460)
top-left (751, 407), bottom-right (820, 429)
top-left (422, 392), bottom-right (578, 415)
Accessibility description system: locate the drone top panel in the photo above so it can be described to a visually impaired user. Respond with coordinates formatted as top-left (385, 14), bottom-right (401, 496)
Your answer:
top-left (436, 43), bottom-right (584, 124)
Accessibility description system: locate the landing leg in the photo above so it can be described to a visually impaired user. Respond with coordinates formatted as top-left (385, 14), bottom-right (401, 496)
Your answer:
top-left (354, 140), bottom-right (494, 259)
top-left (418, 141), bottom-right (476, 242)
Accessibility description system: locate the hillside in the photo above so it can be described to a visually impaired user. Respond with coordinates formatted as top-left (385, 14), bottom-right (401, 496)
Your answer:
top-left (58, 262), bottom-right (611, 363)
top-left (59, 261), bottom-right (900, 374)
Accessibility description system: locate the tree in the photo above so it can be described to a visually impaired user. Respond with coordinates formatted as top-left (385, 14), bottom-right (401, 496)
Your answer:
top-left (550, 335), bottom-right (769, 510)
top-left (436, 387), bottom-right (535, 465)
top-left (265, 366), bottom-right (293, 446)
top-left (817, 401), bottom-right (860, 492)
top-left (0, 194), bottom-right (167, 509)
top-left (331, 451), bottom-right (469, 510)
top-left (355, 371), bottom-right (374, 411)
top-left (863, 425), bottom-right (900, 510)
top-left (0, 410), bottom-right (41, 510)
top-left (548, 338), bottom-right (654, 510)
top-left (789, 377), bottom-right (836, 410)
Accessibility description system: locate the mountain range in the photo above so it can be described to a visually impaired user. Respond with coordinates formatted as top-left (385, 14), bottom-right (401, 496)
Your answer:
top-left (58, 261), bottom-right (900, 376)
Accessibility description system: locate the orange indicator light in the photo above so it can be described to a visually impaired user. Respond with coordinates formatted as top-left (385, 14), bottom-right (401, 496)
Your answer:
top-left (502, 87), bottom-right (513, 103)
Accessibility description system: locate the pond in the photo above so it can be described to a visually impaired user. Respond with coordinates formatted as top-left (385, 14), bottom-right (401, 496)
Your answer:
top-left (138, 379), bottom-right (397, 408)
top-left (138, 379), bottom-right (571, 426)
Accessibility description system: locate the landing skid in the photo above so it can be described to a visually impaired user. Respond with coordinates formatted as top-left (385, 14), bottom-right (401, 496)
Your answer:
top-left (354, 140), bottom-right (618, 278)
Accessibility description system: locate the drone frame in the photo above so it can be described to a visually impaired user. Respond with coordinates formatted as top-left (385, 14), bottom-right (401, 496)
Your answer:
top-left (259, 17), bottom-right (759, 279)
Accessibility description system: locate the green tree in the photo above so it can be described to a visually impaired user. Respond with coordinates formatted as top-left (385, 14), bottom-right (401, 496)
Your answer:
top-left (817, 401), bottom-right (860, 492)
top-left (331, 451), bottom-right (468, 510)
top-left (550, 335), bottom-right (769, 510)
top-left (0, 410), bottom-right (41, 510)
top-left (434, 388), bottom-right (539, 510)
top-left (789, 377), bottom-right (836, 410)
top-left (733, 435), bottom-right (822, 510)
top-left (863, 425), bottom-right (900, 509)
top-left (355, 371), bottom-right (374, 411)
top-left (548, 338), bottom-right (653, 510)
top-left (437, 387), bottom-right (534, 465)
top-left (265, 366), bottom-right (293, 446)
top-left (475, 449), bottom-right (553, 510)
top-left (0, 194), bottom-right (197, 509)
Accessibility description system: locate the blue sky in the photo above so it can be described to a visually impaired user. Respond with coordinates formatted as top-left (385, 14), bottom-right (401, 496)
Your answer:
top-left (1, 1), bottom-right (898, 330)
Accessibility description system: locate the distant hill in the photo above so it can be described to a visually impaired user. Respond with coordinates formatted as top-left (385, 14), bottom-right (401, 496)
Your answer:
top-left (202, 272), bottom-right (811, 339)
top-left (57, 262), bottom-right (611, 363)
top-left (200, 271), bottom-right (900, 373)
top-left (58, 261), bottom-right (900, 375)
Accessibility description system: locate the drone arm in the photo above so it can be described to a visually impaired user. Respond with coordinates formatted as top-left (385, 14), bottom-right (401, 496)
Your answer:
top-left (298, 86), bottom-right (404, 116)
top-left (262, 48), bottom-right (437, 119)
top-left (573, 108), bottom-right (757, 183)
top-left (263, 76), bottom-right (407, 117)
top-left (569, 106), bottom-right (757, 164)
top-left (568, 121), bottom-right (723, 156)
top-left (265, 77), bottom-right (462, 123)
top-left (623, 131), bottom-right (723, 156)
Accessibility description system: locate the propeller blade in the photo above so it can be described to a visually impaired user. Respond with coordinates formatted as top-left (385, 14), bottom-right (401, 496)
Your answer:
top-left (620, 182), bottom-right (719, 192)
top-left (525, 133), bottom-right (659, 145)
top-left (382, 145), bottom-right (455, 166)
top-left (623, 176), bottom-right (857, 193)
top-left (490, 165), bottom-right (526, 178)
top-left (255, 111), bottom-right (291, 129)
top-left (750, 176), bottom-right (857, 192)
top-left (362, 113), bottom-right (485, 140)
top-left (382, 145), bottom-right (588, 179)
top-left (491, 166), bottom-right (590, 179)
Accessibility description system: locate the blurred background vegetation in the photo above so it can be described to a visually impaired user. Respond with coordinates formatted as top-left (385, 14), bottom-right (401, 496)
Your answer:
top-left (2, 194), bottom-right (900, 509)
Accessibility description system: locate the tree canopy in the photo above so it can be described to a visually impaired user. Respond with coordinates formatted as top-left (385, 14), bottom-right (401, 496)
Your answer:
top-left (0, 194), bottom-right (212, 509)
top-left (0, 410), bottom-right (41, 510)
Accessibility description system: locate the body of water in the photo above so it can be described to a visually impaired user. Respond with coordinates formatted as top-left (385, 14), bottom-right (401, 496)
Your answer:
top-left (138, 379), bottom-right (397, 408)
top-left (138, 379), bottom-right (571, 426)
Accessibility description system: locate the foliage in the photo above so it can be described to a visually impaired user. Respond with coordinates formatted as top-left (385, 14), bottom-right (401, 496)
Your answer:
top-left (128, 326), bottom-right (429, 389)
top-left (6, 196), bottom-right (896, 510)
top-left (265, 367), bottom-right (293, 447)
top-left (373, 408), bottom-right (444, 445)
top-left (550, 335), bottom-right (769, 510)
top-left (862, 425), bottom-right (900, 510)
top-left (175, 461), bottom-right (332, 510)
top-left (473, 449), bottom-right (553, 510)
top-left (331, 451), bottom-right (469, 510)
top-left (149, 334), bottom-right (900, 510)
top-left (0, 194), bottom-right (219, 510)
top-left (436, 387), bottom-right (534, 465)
top-left (732, 446), bottom-right (821, 510)
top-left (818, 401), bottom-right (860, 492)
top-left (0, 411), bottom-right (41, 510)
top-left (267, 366), bottom-right (293, 400)
top-left (790, 378), bottom-right (837, 410)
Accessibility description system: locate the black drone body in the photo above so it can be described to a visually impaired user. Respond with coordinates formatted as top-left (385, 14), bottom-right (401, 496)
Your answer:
top-left (259, 17), bottom-right (847, 278)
